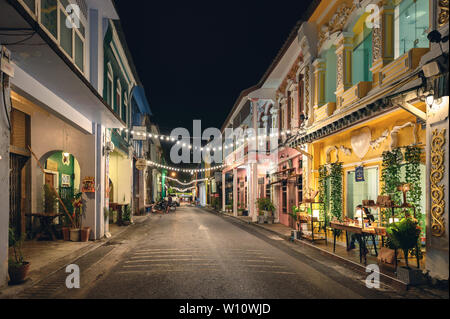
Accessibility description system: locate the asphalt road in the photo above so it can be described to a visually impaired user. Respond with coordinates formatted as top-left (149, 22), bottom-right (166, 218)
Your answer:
top-left (53, 205), bottom-right (436, 299)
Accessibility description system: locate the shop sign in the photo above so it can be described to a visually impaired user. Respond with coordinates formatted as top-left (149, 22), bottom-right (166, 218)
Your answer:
top-left (355, 166), bottom-right (365, 182)
top-left (82, 177), bottom-right (95, 193)
top-left (133, 126), bottom-right (147, 141)
top-left (136, 158), bottom-right (147, 171)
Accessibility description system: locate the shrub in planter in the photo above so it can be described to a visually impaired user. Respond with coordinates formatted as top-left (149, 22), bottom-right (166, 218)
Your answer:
top-left (387, 217), bottom-right (422, 284)
top-left (256, 198), bottom-right (275, 221)
top-left (8, 228), bottom-right (30, 285)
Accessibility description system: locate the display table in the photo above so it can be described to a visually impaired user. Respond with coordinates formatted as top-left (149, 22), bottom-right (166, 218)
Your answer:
top-left (330, 222), bottom-right (379, 264)
top-left (298, 202), bottom-right (327, 244)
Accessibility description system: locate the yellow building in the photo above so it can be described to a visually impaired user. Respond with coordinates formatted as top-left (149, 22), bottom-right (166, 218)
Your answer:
top-left (287, 0), bottom-right (449, 280)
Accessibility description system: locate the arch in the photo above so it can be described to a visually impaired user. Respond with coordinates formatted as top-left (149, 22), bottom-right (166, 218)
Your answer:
top-left (37, 150), bottom-right (82, 213)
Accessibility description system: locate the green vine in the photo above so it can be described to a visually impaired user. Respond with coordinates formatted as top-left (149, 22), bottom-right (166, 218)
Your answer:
top-left (329, 162), bottom-right (343, 222)
top-left (404, 145), bottom-right (424, 259)
top-left (404, 146), bottom-right (423, 223)
top-left (381, 148), bottom-right (403, 206)
top-left (318, 165), bottom-right (329, 223)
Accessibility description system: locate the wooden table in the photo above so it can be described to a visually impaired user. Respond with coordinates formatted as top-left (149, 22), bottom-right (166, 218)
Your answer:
top-left (27, 213), bottom-right (63, 241)
top-left (330, 222), bottom-right (379, 264)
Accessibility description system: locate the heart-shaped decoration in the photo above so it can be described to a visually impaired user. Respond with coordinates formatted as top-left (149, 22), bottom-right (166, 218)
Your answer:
top-left (351, 127), bottom-right (371, 159)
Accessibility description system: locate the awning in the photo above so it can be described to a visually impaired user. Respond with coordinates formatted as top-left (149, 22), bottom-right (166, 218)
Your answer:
top-left (131, 86), bottom-right (152, 115)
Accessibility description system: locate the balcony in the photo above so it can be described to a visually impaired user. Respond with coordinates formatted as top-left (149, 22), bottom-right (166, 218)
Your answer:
top-left (340, 81), bottom-right (372, 108)
top-left (314, 102), bottom-right (336, 122)
top-left (380, 48), bottom-right (430, 86)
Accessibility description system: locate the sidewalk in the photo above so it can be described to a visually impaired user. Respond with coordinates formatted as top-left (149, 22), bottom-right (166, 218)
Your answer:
top-left (207, 208), bottom-right (448, 294)
top-left (0, 215), bottom-right (149, 299)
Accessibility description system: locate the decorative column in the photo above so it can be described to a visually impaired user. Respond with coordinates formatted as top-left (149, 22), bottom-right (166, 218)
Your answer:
top-left (426, 96), bottom-right (449, 281)
top-left (335, 32), bottom-right (353, 108)
top-left (290, 86), bottom-right (299, 129)
top-left (233, 168), bottom-right (238, 217)
top-left (270, 107), bottom-right (279, 133)
top-left (312, 58), bottom-right (326, 109)
top-left (370, 1), bottom-right (395, 88)
top-left (222, 172), bottom-right (226, 212)
top-left (250, 163), bottom-right (258, 223)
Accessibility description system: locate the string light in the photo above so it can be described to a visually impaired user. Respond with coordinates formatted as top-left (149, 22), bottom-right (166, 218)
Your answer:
top-left (146, 160), bottom-right (226, 173)
top-left (166, 176), bottom-right (210, 186)
top-left (123, 128), bottom-right (294, 150)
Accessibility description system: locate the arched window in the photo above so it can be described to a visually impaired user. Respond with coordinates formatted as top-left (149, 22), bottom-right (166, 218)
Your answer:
top-left (106, 63), bottom-right (113, 106)
top-left (115, 80), bottom-right (121, 114)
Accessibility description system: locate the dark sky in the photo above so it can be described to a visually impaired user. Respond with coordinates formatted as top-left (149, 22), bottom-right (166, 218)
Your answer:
top-left (115, 0), bottom-right (312, 136)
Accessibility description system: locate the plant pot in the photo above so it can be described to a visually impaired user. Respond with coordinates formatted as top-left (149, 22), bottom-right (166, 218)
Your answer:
top-left (263, 211), bottom-right (269, 218)
top-left (257, 216), bottom-right (265, 224)
top-left (62, 227), bottom-right (70, 241)
top-left (396, 266), bottom-right (424, 285)
top-left (80, 227), bottom-right (91, 242)
top-left (267, 216), bottom-right (274, 224)
top-left (8, 262), bottom-right (30, 285)
top-left (69, 229), bottom-right (80, 242)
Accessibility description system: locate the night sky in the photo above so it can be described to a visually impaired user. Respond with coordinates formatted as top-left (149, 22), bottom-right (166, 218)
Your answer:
top-left (115, 0), bottom-right (312, 136)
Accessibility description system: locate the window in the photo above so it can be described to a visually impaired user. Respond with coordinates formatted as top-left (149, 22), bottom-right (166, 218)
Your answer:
top-left (59, 8), bottom-right (73, 56)
top-left (22, 0), bottom-right (36, 13)
top-left (122, 93), bottom-right (128, 123)
top-left (297, 175), bottom-right (303, 205)
top-left (324, 46), bottom-right (337, 103)
top-left (41, 0), bottom-right (57, 38)
top-left (394, 0), bottom-right (429, 58)
top-left (346, 167), bottom-right (379, 219)
top-left (115, 80), bottom-right (121, 113)
top-left (282, 183), bottom-right (287, 213)
top-left (39, 0), bottom-right (86, 72)
top-left (74, 32), bottom-right (84, 71)
top-left (106, 64), bottom-right (113, 106)
top-left (352, 31), bottom-right (373, 84)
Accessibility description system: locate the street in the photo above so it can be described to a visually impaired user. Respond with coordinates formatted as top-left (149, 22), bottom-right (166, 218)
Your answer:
top-left (14, 206), bottom-right (442, 300)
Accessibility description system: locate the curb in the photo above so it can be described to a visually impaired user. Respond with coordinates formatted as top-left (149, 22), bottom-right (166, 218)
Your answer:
top-left (0, 215), bottom-right (150, 299)
top-left (202, 207), bottom-right (408, 291)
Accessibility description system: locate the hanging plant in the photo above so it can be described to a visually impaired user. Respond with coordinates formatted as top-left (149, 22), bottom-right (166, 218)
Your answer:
top-left (318, 165), bottom-right (329, 223)
top-left (404, 145), bottom-right (424, 260)
top-left (381, 148), bottom-right (403, 206)
top-left (329, 162), bottom-right (343, 221)
top-left (404, 146), bottom-right (423, 221)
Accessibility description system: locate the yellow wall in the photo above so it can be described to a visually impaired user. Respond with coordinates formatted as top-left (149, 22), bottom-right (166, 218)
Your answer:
top-left (310, 109), bottom-right (426, 217)
top-left (109, 150), bottom-right (132, 204)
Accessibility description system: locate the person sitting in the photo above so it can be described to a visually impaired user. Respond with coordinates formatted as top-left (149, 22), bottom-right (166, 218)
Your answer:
top-left (348, 205), bottom-right (373, 251)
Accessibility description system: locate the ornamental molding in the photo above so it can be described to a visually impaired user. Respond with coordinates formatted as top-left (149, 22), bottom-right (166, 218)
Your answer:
top-left (438, 0), bottom-right (449, 27)
top-left (318, 3), bottom-right (354, 50)
top-left (431, 129), bottom-right (446, 237)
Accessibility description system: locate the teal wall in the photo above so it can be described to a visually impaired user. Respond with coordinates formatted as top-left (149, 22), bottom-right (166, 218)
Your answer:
top-left (46, 152), bottom-right (75, 192)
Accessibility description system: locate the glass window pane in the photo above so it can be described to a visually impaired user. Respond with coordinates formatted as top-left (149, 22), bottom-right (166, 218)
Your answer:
top-left (41, 0), bottom-right (57, 38)
top-left (60, 10), bottom-right (73, 56)
top-left (346, 167), bottom-right (379, 219)
top-left (23, 0), bottom-right (36, 13)
top-left (352, 32), bottom-right (373, 84)
top-left (75, 32), bottom-right (84, 71)
top-left (396, 0), bottom-right (429, 56)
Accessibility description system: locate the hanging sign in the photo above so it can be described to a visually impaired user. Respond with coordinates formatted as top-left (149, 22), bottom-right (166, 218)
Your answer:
top-left (136, 158), bottom-right (147, 171)
top-left (82, 177), bottom-right (95, 193)
top-left (132, 126), bottom-right (147, 141)
top-left (355, 166), bottom-right (365, 182)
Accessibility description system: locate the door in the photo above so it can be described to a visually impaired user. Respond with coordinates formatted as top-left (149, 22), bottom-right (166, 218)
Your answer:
top-left (10, 154), bottom-right (29, 236)
top-left (45, 173), bottom-right (55, 188)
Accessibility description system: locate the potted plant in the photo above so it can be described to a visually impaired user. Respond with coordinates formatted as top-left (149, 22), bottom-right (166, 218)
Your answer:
top-left (256, 198), bottom-right (275, 224)
top-left (8, 228), bottom-right (30, 285)
top-left (122, 205), bottom-right (132, 226)
top-left (43, 184), bottom-right (58, 214)
top-left (69, 192), bottom-right (84, 242)
top-left (386, 217), bottom-right (423, 285)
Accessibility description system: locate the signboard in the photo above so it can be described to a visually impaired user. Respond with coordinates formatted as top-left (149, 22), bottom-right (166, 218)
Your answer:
top-left (355, 166), bottom-right (365, 182)
top-left (135, 158), bottom-right (147, 171)
top-left (82, 177), bottom-right (95, 193)
top-left (132, 126), bottom-right (147, 141)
